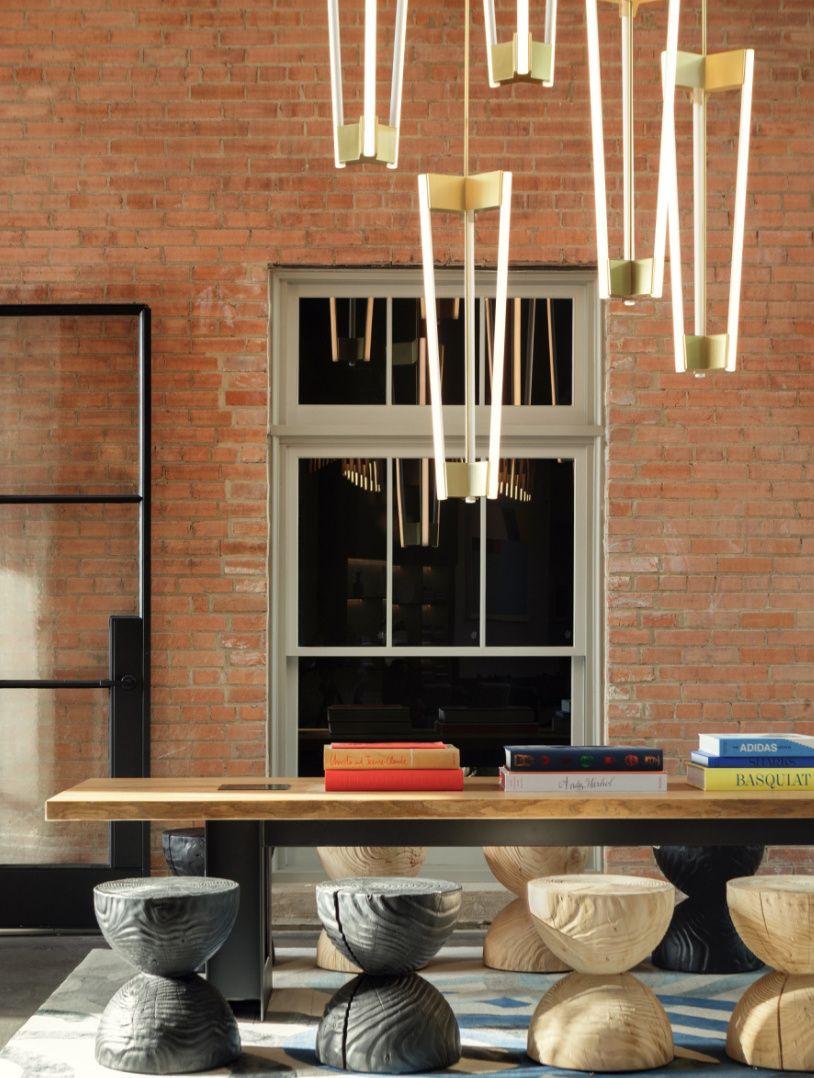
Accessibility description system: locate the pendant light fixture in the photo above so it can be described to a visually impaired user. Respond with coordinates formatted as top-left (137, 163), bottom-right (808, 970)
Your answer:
top-left (395, 458), bottom-right (441, 546)
top-left (665, 0), bottom-right (754, 373)
top-left (483, 0), bottom-right (558, 87)
top-left (327, 0), bottom-right (409, 168)
top-left (418, 0), bottom-right (513, 502)
top-left (585, 0), bottom-right (681, 302)
top-left (329, 297), bottom-right (374, 363)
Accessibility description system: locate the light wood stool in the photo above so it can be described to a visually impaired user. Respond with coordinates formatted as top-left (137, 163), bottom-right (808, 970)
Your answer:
top-left (315, 846), bottom-right (426, 971)
top-left (481, 845), bottom-right (586, 972)
top-left (727, 875), bottom-right (814, 1071)
top-left (526, 874), bottom-right (675, 1072)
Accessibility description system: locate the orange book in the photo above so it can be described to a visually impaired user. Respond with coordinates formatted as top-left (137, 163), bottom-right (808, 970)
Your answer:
top-left (324, 744), bottom-right (459, 769)
top-left (324, 768), bottom-right (464, 792)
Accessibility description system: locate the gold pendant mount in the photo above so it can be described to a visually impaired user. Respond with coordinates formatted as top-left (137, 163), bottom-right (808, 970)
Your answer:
top-left (337, 118), bottom-right (398, 166)
top-left (490, 35), bottom-right (553, 84)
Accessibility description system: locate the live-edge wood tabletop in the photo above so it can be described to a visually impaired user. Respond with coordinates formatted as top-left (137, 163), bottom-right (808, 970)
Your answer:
top-left (45, 776), bottom-right (814, 823)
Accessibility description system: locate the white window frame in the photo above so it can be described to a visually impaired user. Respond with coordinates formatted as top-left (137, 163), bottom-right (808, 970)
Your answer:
top-left (268, 267), bottom-right (604, 881)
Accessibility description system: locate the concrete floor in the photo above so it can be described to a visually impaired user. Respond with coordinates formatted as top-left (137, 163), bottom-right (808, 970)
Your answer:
top-left (0, 934), bottom-right (102, 1049)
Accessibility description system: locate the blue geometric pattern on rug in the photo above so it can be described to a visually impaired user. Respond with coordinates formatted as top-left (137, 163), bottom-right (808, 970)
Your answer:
top-left (0, 945), bottom-right (789, 1077)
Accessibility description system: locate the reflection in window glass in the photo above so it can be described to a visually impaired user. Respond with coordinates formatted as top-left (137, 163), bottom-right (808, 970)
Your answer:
top-left (483, 459), bottom-right (574, 646)
top-left (297, 656), bottom-right (572, 774)
top-left (485, 298), bottom-right (573, 406)
top-left (299, 459), bottom-right (387, 646)
top-left (299, 298), bottom-right (386, 404)
top-left (392, 298), bottom-right (467, 405)
top-left (393, 459), bottom-right (480, 647)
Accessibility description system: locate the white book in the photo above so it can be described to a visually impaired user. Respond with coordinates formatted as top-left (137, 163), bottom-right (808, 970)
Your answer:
top-left (499, 767), bottom-right (668, 793)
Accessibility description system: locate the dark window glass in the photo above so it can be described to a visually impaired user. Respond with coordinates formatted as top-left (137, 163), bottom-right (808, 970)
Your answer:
top-left (484, 297), bottom-right (573, 406)
top-left (299, 459), bottom-right (387, 646)
top-left (483, 459), bottom-right (574, 646)
top-left (392, 297), bottom-right (467, 405)
top-left (393, 458), bottom-right (480, 646)
top-left (297, 656), bottom-right (571, 774)
top-left (299, 298), bottom-right (386, 404)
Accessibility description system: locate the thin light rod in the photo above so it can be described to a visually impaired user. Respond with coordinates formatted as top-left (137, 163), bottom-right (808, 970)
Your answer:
top-left (622, 2), bottom-right (634, 261)
top-left (388, 0), bottom-right (409, 168)
top-left (487, 172), bottom-right (513, 499)
top-left (517, 0), bottom-right (530, 74)
top-left (692, 87), bottom-right (706, 335)
top-left (726, 49), bottom-right (754, 372)
top-left (585, 0), bottom-right (610, 298)
top-left (483, 0), bottom-right (498, 87)
top-left (545, 0), bottom-right (558, 87)
top-left (464, 212), bottom-right (476, 467)
top-left (418, 176), bottom-right (448, 500)
top-left (327, 0), bottom-right (345, 168)
top-left (651, 0), bottom-right (681, 298)
top-left (363, 0), bottom-right (377, 158)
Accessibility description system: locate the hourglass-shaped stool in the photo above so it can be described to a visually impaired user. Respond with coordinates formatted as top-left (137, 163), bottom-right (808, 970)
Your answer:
top-left (651, 844), bottom-right (764, 972)
top-left (315, 846), bottom-right (427, 971)
top-left (527, 875), bottom-right (675, 1072)
top-left (482, 845), bottom-right (587, 971)
top-left (316, 877), bottom-right (461, 1073)
top-left (727, 875), bottom-right (814, 1071)
top-left (93, 877), bottom-right (241, 1074)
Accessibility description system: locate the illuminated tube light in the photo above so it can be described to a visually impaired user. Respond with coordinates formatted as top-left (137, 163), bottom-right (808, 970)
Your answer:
top-left (585, 0), bottom-right (680, 302)
top-left (665, 2), bottom-right (755, 374)
top-left (483, 0), bottom-right (558, 87)
top-left (651, 0), bottom-right (681, 298)
top-left (418, 171), bottom-right (512, 501)
top-left (327, 0), bottom-right (409, 168)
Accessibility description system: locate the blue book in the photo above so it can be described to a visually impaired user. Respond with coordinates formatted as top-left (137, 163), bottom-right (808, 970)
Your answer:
top-left (504, 745), bottom-right (663, 772)
top-left (698, 733), bottom-right (814, 757)
top-left (691, 750), bottom-right (814, 769)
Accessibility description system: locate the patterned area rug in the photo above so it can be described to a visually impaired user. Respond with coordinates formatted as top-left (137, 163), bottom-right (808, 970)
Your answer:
top-left (0, 945), bottom-right (786, 1077)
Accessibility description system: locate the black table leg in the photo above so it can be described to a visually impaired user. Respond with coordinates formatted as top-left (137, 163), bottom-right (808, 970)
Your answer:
top-left (205, 820), bottom-right (270, 1017)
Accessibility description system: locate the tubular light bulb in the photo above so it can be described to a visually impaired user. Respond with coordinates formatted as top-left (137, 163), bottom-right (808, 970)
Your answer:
top-left (483, 0), bottom-right (498, 87)
top-left (418, 176), bottom-right (448, 501)
top-left (327, 0), bottom-right (345, 168)
top-left (585, 0), bottom-right (610, 299)
top-left (517, 0), bottom-right (530, 74)
top-left (388, 0), bottom-right (409, 168)
top-left (652, 0), bottom-right (681, 298)
top-left (363, 0), bottom-right (377, 158)
top-left (726, 49), bottom-right (754, 372)
top-left (666, 135), bottom-right (685, 373)
top-left (487, 172), bottom-right (513, 499)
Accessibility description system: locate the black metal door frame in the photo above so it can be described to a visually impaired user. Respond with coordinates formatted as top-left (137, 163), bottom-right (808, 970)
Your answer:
top-left (0, 304), bottom-right (151, 928)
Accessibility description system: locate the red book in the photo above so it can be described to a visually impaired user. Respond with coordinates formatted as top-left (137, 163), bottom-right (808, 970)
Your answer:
top-left (324, 768), bottom-right (464, 792)
top-left (330, 742), bottom-right (446, 749)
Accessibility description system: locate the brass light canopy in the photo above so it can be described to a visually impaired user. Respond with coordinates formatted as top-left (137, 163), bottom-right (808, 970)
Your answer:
top-left (665, 0), bottom-right (755, 374)
top-left (483, 0), bottom-right (558, 87)
top-left (327, 0), bottom-right (409, 168)
top-left (585, 0), bottom-right (681, 302)
top-left (419, 0), bottom-right (513, 503)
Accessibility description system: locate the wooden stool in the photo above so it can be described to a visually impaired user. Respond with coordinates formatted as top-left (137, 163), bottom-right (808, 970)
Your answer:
top-left (651, 844), bottom-right (764, 973)
top-left (315, 845), bottom-right (426, 971)
top-left (93, 877), bottom-right (241, 1074)
top-left (727, 875), bottom-right (814, 1071)
top-left (315, 877), bottom-right (462, 1073)
top-left (526, 874), bottom-right (675, 1072)
top-left (482, 845), bottom-right (586, 972)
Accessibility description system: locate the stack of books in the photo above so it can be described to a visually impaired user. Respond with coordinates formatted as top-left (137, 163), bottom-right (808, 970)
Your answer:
top-left (499, 745), bottom-right (667, 792)
top-left (686, 732), bottom-right (814, 790)
top-left (323, 741), bottom-right (463, 791)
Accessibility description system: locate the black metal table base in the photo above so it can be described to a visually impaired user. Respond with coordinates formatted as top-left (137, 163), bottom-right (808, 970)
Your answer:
top-left (204, 816), bottom-right (814, 1015)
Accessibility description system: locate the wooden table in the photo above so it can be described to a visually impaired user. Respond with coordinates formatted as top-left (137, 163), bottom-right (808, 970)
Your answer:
top-left (46, 776), bottom-right (814, 1015)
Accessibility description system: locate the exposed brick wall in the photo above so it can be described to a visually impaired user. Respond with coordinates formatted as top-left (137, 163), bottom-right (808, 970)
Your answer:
top-left (0, 1), bottom-right (811, 871)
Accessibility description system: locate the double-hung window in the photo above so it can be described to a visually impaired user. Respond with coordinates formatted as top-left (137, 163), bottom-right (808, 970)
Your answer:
top-left (269, 268), bottom-right (602, 879)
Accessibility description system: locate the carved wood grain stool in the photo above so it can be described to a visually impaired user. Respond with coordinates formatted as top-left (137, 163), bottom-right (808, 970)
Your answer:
top-left (526, 874), bottom-right (675, 1072)
top-left (315, 845), bottom-right (426, 971)
top-left (651, 844), bottom-right (764, 973)
top-left (93, 877), bottom-right (241, 1074)
top-left (482, 845), bottom-right (587, 972)
top-left (727, 875), bottom-right (814, 1071)
top-left (315, 877), bottom-right (462, 1073)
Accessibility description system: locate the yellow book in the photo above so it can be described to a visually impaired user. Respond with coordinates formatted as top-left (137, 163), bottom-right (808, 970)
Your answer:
top-left (686, 763), bottom-right (814, 791)
top-left (323, 743), bottom-right (460, 770)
